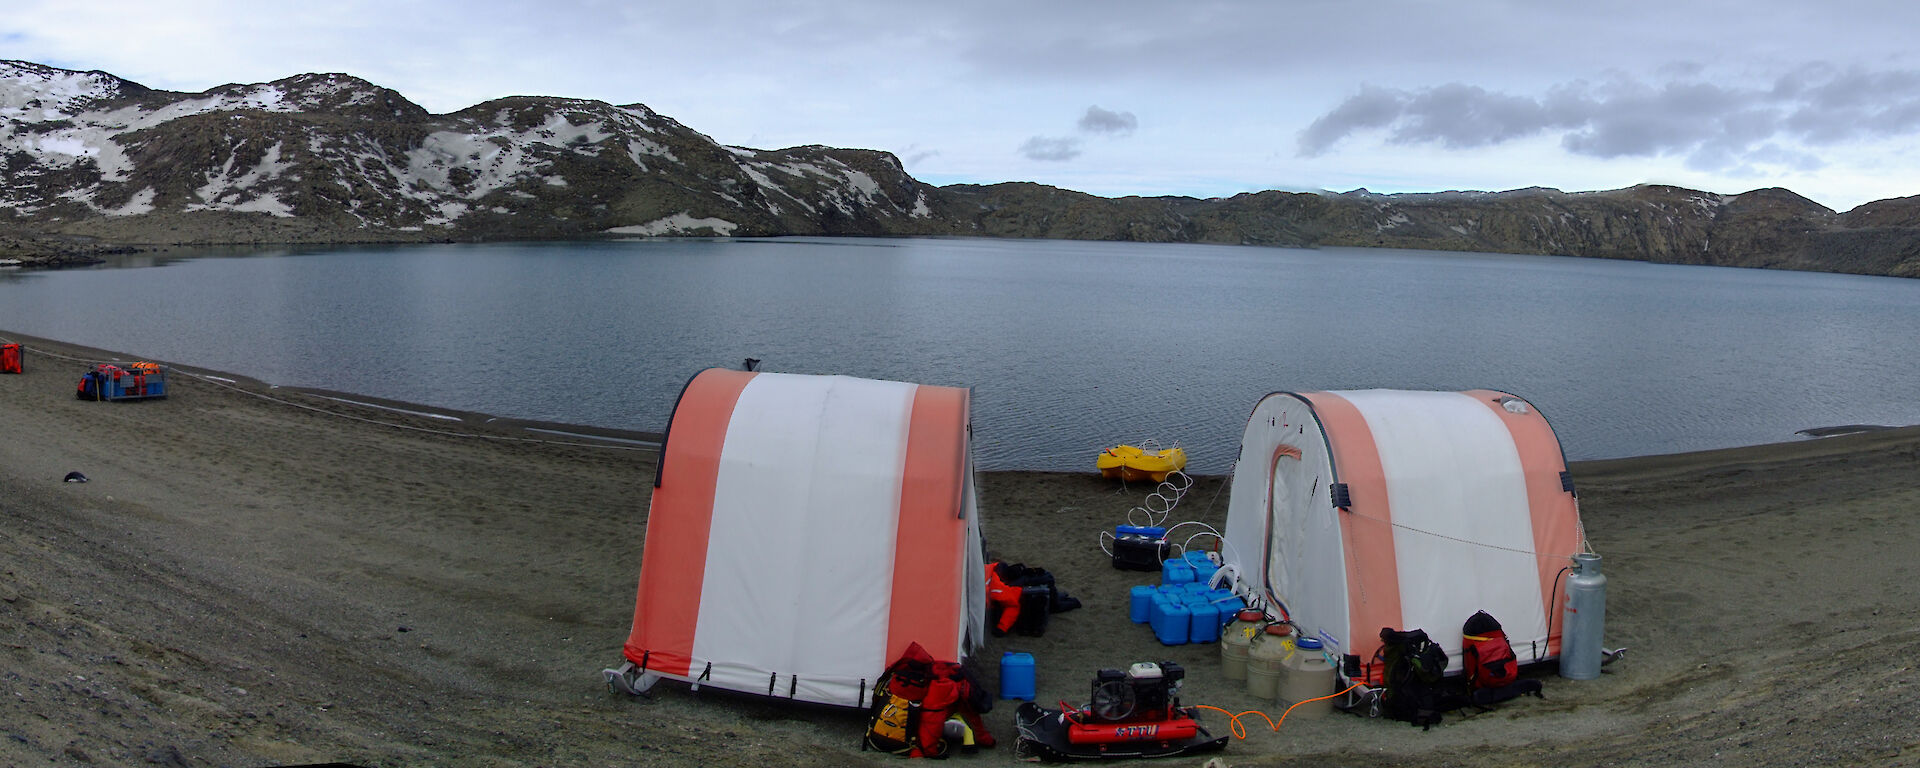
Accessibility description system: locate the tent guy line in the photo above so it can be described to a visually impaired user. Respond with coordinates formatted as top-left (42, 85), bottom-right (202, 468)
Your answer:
top-left (1340, 509), bottom-right (1594, 560)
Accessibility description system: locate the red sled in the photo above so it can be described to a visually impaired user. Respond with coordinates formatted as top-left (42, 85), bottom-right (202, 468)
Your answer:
top-left (1013, 662), bottom-right (1226, 761)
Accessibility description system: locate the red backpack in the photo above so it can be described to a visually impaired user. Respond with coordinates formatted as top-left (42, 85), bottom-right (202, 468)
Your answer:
top-left (863, 643), bottom-right (995, 757)
top-left (1461, 611), bottom-right (1519, 689)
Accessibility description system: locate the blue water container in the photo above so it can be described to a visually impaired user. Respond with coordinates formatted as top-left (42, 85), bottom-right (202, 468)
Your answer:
top-left (1192, 562), bottom-right (1219, 586)
top-left (1181, 581), bottom-right (1211, 595)
top-left (1184, 550), bottom-right (1213, 566)
top-left (1000, 652), bottom-right (1035, 700)
top-left (1154, 602), bottom-right (1192, 645)
top-left (1129, 585), bottom-right (1155, 623)
top-left (1188, 602), bottom-right (1221, 643)
top-left (1162, 560), bottom-right (1195, 584)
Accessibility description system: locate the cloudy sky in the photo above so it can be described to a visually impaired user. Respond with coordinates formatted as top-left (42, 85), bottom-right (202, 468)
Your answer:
top-left (8, 0), bottom-right (1920, 211)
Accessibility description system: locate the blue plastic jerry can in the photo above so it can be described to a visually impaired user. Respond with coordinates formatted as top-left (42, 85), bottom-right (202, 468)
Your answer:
top-left (1154, 602), bottom-right (1192, 645)
top-left (1000, 652), bottom-right (1035, 700)
top-left (1129, 585), bottom-right (1156, 623)
top-left (1162, 560), bottom-right (1195, 585)
top-left (1188, 602), bottom-right (1221, 643)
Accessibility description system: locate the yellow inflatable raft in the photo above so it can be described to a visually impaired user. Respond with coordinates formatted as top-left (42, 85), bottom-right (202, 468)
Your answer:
top-left (1096, 444), bottom-right (1187, 483)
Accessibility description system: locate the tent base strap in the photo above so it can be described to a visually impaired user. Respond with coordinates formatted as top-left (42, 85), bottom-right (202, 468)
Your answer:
top-left (1012, 702), bottom-right (1228, 762)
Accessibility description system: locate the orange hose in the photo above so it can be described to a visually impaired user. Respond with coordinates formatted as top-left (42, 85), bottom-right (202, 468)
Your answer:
top-left (1192, 705), bottom-right (1273, 739)
top-left (1194, 683), bottom-right (1361, 739)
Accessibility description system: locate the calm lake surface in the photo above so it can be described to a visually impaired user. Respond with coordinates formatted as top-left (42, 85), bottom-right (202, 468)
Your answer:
top-left (3, 237), bottom-right (1918, 473)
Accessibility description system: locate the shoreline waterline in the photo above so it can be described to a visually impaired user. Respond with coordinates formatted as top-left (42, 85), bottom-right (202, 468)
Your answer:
top-left (5, 327), bottom-right (1907, 470)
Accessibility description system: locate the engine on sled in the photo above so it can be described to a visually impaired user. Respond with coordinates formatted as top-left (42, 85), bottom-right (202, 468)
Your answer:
top-left (1014, 661), bottom-right (1228, 761)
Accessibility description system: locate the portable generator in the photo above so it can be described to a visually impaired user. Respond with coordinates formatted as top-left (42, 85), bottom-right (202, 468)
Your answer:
top-left (1013, 661), bottom-right (1227, 760)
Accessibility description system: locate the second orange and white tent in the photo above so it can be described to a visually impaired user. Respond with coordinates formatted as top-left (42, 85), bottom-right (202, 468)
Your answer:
top-left (1221, 389), bottom-right (1587, 677)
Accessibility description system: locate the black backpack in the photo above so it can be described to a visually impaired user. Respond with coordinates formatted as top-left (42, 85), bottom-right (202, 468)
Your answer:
top-left (993, 562), bottom-right (1082, 637)
top-left (1376, 627), bottom-right (1452, 729)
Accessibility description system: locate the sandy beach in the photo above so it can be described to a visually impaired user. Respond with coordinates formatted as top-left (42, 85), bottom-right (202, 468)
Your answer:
top-left (3, 329), bottom-right (1918, 767)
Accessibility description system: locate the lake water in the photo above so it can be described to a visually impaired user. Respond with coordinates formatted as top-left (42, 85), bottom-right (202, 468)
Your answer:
top-left (3, 237), bottom-right (1918, 473)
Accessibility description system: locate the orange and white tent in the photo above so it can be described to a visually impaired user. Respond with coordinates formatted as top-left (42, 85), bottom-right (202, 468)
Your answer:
top-left (1220, 389), bottom-right (1585, 677)
top-left (613, 368), bottom-right (986, 707)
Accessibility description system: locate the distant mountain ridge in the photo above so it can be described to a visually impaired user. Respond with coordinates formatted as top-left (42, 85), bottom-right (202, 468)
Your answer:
top-left (5, 60), bottom-right (1920, 277)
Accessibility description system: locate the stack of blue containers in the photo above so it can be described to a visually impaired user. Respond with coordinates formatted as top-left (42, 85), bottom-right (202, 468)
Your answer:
top-left (1127, 551), bottom-right (1244, 646)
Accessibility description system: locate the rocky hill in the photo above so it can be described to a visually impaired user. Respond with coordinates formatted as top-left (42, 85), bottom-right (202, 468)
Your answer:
top-left (6, 60), bottom-right (1920, 278)
top-left (0, 61), bottom-right (945, 260)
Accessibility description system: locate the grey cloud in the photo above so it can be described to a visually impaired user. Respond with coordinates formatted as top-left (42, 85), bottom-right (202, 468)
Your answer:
top-left (1745, 143), bottom-right (1825, 173)
top-left (1782, 67), bottom-right (1920, 142)
top-left (1654, 61), bottom-right (1707, 80)
top-left (1018, 105), bottom-right (1130, 164)
top-left (1078, 105), bottom-right (1137, 135)
top-left (1298, 64), bottom-right (1920, 173)
top-left (1389, 83), bottom-right (1561, 149)
top-left (1298, 86), bottom-right (1407, 155)
top-left (1021, 136), bottom-right (1082, 161)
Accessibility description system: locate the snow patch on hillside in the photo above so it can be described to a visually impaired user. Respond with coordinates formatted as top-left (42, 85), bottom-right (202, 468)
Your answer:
top-left (382, 111), bottom-right (624, 221)
top-left (0, 62), bottom-right (122, 113)
top-left (627, 136), bottom-right (677, 169)
top-left (34, 135), bottom-right (97, 158)
top-left (1687, 194), bottom-right (1724, 216)
top-left (208, 85), bottom-right (290, 113)
top-left (842, 169), bottom-right (881, 201)
top-left (736, 162), bottom-right (811, 215)
top-left (2, 75), bottom-right (309, 188)
top-left (105, 187), bottom-right (156, 216)
top-left (286, 75), bottom-right (379, 109)
top-left (1376, 211), bottom-right (1412, 230)
top-left (740, 165), bottom-right (777, 190)
top-left (606, 213), bottom-right (738, 236)
top-left (187, 141), bottom-right (294, 217)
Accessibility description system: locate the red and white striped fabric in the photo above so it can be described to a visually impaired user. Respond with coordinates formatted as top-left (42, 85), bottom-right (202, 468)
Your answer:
top-left (621, 369), bottom-right (986, 707)
top-left (1222, 389), bottom-right (1585, 675)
